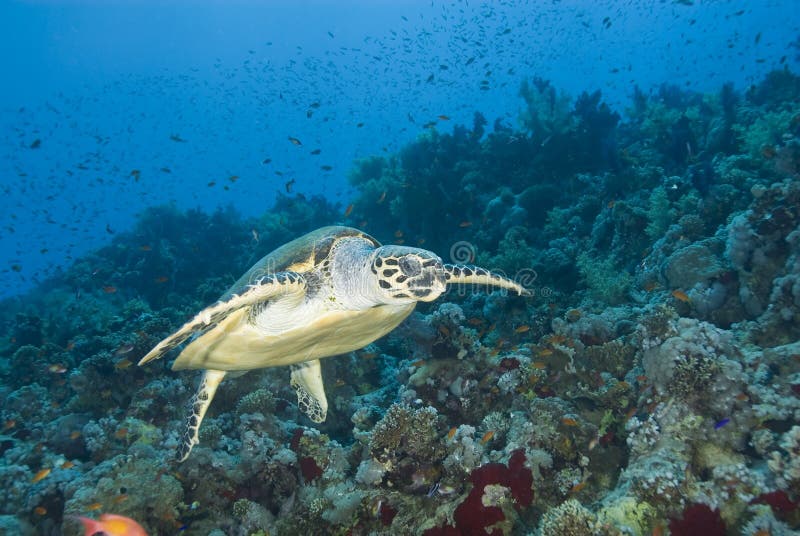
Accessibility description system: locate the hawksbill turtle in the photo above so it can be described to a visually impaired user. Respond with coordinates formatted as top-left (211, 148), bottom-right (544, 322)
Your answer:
top-left (139, 226), bottom-right (529, 461)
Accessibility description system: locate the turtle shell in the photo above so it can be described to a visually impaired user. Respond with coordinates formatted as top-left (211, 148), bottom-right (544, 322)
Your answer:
top-left (222, 225), bottom-right (380, 300)
top-left (169, 225), bottom-right (416, 372)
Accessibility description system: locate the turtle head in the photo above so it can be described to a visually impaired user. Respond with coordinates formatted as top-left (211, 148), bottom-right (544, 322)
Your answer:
top-left (370, 246), bottom-right (446, 303)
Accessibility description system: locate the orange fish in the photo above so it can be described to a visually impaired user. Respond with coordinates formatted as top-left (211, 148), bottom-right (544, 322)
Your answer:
top-left (113, 494), bottom-right (129, 504)
top-left (70, 431), bottom-right (82, 440)
top-left (34, 506), bottom-right (47, 515)
top-left (344, 204), bottom-right (354, 217)
top-left (86, 502), bottom-right (103, 511)
top-left (4, 419), bottom-right (16, 430)
top-left (31, 468), bottom-right (51, 483)
top-left (467, 318), bottom-right (483, 326)
top-left (569, 481), bottom-right (587, 493)
top-left (102, 286), bottom-right (117, 294)
top-left (537, 348), bottom-right (554, 357)
top-left (671, 289), bottom-right (690, 302)
top-left (514, 325), bottom-right (530, 334)
top-left (410, 359), bottom-right (426, 367)
top-left (561, 417), bottom-right (579, 427)
top-left (459, 221), bottom-right (472, 228)
top-left (61, 460), bottom-right (75, 469)
top-left (532, 362), bottom-right (547, 369)
top-left (154, 276), bottom-right (168, 284)
top-left (480, 430), bottom-right (495, 444)
top-left (114, 428), bottom-right (128, 439)
top-left (139, 245), bottom-right (152, 251)
top-left (447, 427), bottom-right (457, 440)
top-left (76, 514), bottom-right (148, 536)
top-left (394, 230), bottom-right (404, 238)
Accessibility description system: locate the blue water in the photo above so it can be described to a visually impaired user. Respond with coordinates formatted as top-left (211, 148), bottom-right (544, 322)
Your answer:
top-left (1, 0), bottom-right (797, 297)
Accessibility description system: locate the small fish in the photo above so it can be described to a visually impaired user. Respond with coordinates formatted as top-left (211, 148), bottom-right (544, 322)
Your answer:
top-left (48, 364), bottom-right (67, 374)
top-left (76, 513), bottom-right (148, 536)
top-left (531, 362), bottom-right (547, 369)
top-left (34, 506), bottom-right (47, 515)
top-left (458, 221), bottom-right (472, 228)
top-left (70, 431), bottom-right (82, 440)
top-left (228, 175), bottom-right (239, 182)
top-left (261, 158), bottom-right (272, 164)
top-left (437, 115), bottom-right (450, 120)
top-left (113, 494), bottom-right (129, 504)
top-left (139, 245), bottom-right (151, 251)
top-left (410, 359), bottom-right (426, 367)
top-left (86, 502), bottom-right (103, 511)
top-left (344, 204), bottom-right (354, 217)
top-left (285, 179), bottom-right (295, 193)
top-left (310, 149), bottom-right (321, 155)
top-left (537, 348), bottom-right (553, 358)
top-left (321, 165), bottom-right (333, 171)
top-left (102, 286), bottom-right (117, 294)
top-left (288, 136), bottom-right (302, 146)
top-left (115, 359), bottom-right (133, 370)
top-left (376, 191), bottom-right (387, 204)
top-left (467, 317), bottom-right (483, 326)
top-left (61, 460), bottom-right (75, 469)
top-left (714, 418), bottom-right (731, 430)
top-left (31, 468), bottom-right (51, 483)
top-left (394, 230), bottom-right (404, 238)
top-left (569, 481), bottom-right (587, 493)
top-left (4, 420), bottom-right (16, 430)
top-left (154, 276), bottom-right (168, 284)
top-left (207, 181), bottom-right (216, 187)
top-left (480, 430), bottom-right (495, 444)
top-left (447, 427), bottom-right (457, 440)
top-left (561, 417), bottom-right (579, 427)
top-left (671, 289), bottom-right (690, 302)
top-left (356, 122), bottom-right (364, 128)
top-left (514, 325), bottom-right (530, 334)
top-left (114, 427), bottom-right (129, 439)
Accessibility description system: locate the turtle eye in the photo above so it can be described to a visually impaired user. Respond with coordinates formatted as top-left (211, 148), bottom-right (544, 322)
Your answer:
top-left (399, 256), bottom-right (422, 277)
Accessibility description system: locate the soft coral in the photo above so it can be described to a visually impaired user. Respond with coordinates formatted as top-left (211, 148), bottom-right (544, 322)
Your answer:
top-left (427, 450), bottom-right (533, 535)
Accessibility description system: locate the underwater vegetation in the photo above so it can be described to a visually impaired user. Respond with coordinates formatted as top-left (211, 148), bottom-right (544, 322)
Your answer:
top-left (1, 67), bottom-right (800, 535)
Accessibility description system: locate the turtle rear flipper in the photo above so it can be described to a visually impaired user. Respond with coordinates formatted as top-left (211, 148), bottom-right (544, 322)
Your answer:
top-left (138, 272), bottom-right (307, 366)
top-left (443, 264), bottom-right (530, 296)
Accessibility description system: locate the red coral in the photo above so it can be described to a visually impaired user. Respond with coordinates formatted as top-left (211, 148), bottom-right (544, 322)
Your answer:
top-left (499, 357), bottom-right (520, 371)
top-left (428, 449), bottom-right (533, 535)
top-left (751, 490), bottom-right (799, 514)
top-left (379, 501), bottom-right (397, 526)
top-left (298, 456), bottom-right (322, 482)
top-left (669, 503), bottom-right (726, 536)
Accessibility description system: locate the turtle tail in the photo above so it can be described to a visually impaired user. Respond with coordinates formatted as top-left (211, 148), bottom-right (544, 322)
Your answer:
top-left (443, 264), bottom-right (531, 296)
top-left (176, 369), bottom-right (226, 462)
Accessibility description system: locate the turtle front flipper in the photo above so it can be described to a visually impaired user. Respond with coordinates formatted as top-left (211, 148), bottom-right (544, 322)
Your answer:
top-left (290, 359), bottom-right (328, 423)
top-left (177, 368), bottom-right (227, 462)
top-left (139, 272), bottom-right (307, 366)
top-left (444, 264), bottom-right (531, 296)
